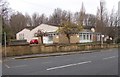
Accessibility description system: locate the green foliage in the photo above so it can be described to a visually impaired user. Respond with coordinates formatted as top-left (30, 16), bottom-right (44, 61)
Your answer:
top-left (57, 21), bottom-right (83, 43)
top-left (57, 21), bottom-right (83, 34)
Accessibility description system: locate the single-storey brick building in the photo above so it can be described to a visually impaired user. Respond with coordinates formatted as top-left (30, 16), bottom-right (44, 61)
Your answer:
top-left (16, 24), bottom-right (102, 44)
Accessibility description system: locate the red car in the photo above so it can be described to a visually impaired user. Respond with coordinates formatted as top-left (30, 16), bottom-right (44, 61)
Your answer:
top-left (30, 39), bottom-right (38, 44)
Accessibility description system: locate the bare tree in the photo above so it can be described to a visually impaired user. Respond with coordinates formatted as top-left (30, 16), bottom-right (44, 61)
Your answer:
top-left (31, 13), bottom-right (48, 26)
top-left (10, 12), bottom-right (27, 38)
top-left (0, 0), bottom-right (10, 20)
top-left (48, 8), bottom-right (62, 26)
top-left (95, 0), bottom-right (107, 34)
top-left (39, 14), bottom-right (48, 24)
top-left (34, 29), bottom-right (48, 44)
top-left (84, 14), bottom-right (96, 26)
top-left (25, 13), bottom-right (32, 26)
top-left (58, 21), bottom-right (83, 43)
top-left (32, 13), bottom-right (40, 26)
top-left (58, 11), bottom-right (83, 43)
top-left (106, 8), bottom-right (118, 40)
top-left (73, 2), bottom-right (86, 27)
top-left (73, 12), bottom-right (80, 24)
top-left (0, 0), bottom-right (13, 42)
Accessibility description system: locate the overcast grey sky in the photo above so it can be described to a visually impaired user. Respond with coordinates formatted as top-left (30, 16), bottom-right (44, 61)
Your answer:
top-left (7, 0), bottom-right (119, 16)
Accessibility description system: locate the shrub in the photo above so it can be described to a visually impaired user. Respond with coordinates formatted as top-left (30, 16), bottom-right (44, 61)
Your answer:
top-left (115, 38), bottom-right (120, 44)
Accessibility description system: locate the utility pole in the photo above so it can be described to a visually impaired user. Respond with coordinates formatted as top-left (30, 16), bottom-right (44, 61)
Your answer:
top-left (118, 1), bottom-right (120, 26)
top-left (0, 15), bottom-right (2, 77)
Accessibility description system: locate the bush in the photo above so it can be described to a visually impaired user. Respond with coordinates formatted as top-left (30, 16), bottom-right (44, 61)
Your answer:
top-left (115, 38), bottom-right (120, 44)
top-left (105, 39), bottom-right (112, 44)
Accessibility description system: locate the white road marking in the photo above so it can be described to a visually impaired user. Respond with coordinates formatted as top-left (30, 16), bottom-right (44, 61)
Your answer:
top-left (42, 62), bottom-right (52, 64)
top-left (46, 61), bottom-right (91, 71)
top-left (11, 65), bottom-right (27, 68)
top-left (103, 56), bottom-right (116, 60)
top-left (5, 64), bottom-right (27, 68)
top-left (5, 64), bottom-right (10, 68)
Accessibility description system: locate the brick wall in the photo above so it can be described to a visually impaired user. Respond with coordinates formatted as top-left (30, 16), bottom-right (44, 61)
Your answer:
top-left (2, 44), bottom-right (118, 57)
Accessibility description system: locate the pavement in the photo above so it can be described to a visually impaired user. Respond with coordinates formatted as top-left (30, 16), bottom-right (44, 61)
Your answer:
top-left (2, 48), bottom-right (118, 75)
top-left (11, 49), bottom-right (109, 59)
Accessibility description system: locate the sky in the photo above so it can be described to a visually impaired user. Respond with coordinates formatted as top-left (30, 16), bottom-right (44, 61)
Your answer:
top-left (7, 0), bottom-right (120, 16)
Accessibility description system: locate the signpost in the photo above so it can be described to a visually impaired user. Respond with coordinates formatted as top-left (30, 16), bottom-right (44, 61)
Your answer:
top-left (4, 32), bottom-right (7, 58)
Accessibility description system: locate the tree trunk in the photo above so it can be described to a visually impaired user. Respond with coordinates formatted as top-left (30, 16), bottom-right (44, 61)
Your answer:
top-left (41, 36), bottom-right (43, 44)
top-left (66, 34), bottom-right (70, 43)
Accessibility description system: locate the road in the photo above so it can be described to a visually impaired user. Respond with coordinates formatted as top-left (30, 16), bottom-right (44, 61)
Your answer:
top-left (2, 48), bottom-right (118, 75)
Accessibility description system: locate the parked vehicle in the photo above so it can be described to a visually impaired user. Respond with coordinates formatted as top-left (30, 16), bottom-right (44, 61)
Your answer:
top-left (30, 39), bottom-right (38, 44)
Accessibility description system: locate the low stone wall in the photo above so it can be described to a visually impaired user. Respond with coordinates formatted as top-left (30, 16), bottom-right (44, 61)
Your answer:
top-left (2, 44), bottom-right (119, 57)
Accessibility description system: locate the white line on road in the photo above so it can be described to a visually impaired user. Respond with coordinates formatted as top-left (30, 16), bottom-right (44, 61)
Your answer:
top-left (11, 65), bottom-right (27, 68)
top-left (42, 62), bottom-right (51, 64)
top-left (5, 64), bottom-right (10, 68)
top-left (46, 61), bottom-right (91, 71)
top-left (103, 56), bottom-right (117, 60)
top-left (5, 64), bottom-right (27, 68)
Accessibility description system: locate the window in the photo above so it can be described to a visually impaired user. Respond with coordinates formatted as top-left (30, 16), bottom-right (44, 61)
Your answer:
top-left (34, 33), bottom-right (37, 37)
top-left (48, 36), bottom-right (53, 41)
top-left (90, 34), bottom-right (92, 40)
top-left (83, 34), bottom-right (86, 40)
top-left (19, 33), bottom-right (24, 40)
top-left (80, 34), bottom-right (82, 40)
top-left (97, 34), bottom-right (101, 41)
top-left (87, 34), bottom-right (89, 40)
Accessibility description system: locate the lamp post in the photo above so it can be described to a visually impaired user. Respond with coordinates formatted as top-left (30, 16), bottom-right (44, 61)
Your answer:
top-left (91, 28), bottom-right (95, 32)
top-left (56, 36), bottom-right (59, 39)
top-left (101, 35), bottom-right (104, 45)
top-left (101, 35), bottom-right (104, 48)
top-left (110, 37), bottom-right (113, 44)
top-left (91, 28), bottom-right (95, 43)
top-left (110, 37), bottom-right (112, 40)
